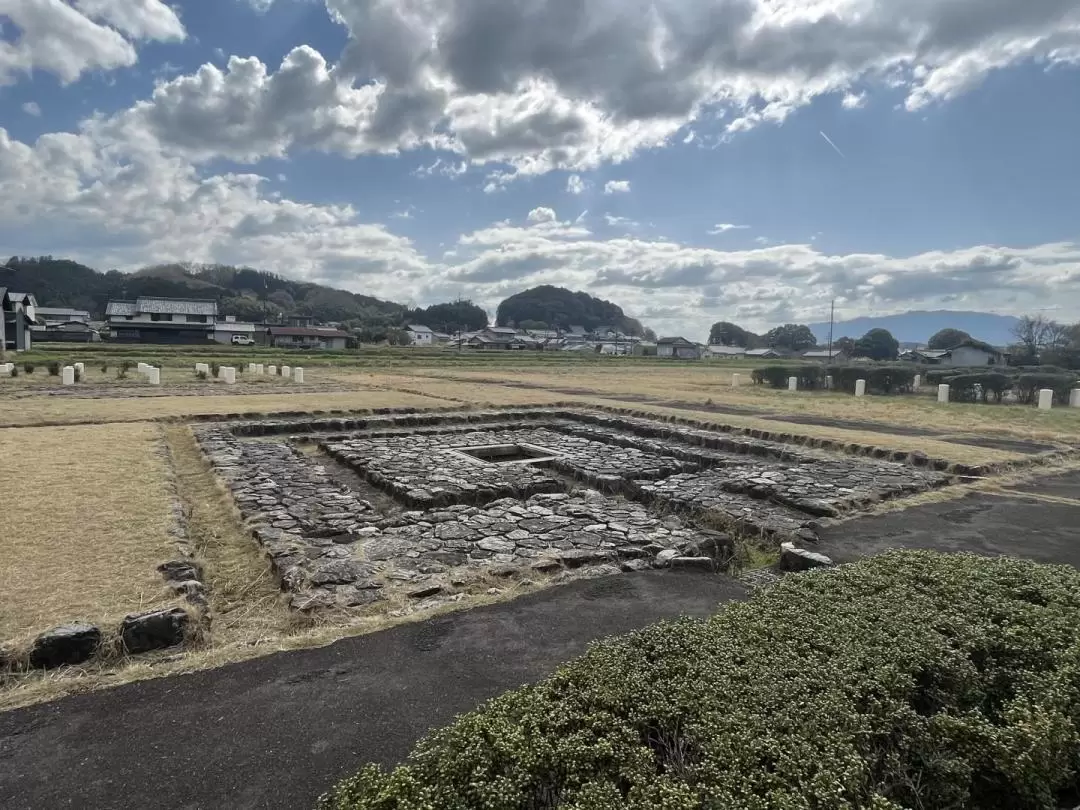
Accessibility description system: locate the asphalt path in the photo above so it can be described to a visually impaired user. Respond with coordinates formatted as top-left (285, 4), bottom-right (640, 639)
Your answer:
top-left (0, 571), bottom-right (746, 810)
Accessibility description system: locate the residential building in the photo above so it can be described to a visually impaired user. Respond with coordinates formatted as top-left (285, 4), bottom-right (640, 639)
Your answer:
top-left (213, 316), bottom-right (261, 345)
top-left (267, 326), bottom-right (350, 350)
top-left (745, 347), bottom-right (787, 359)
top-left (904, 341), bottom-right (1006, 367)
top-left (465, 331), bottom-right (516, 350)
top-left (106, 297), bottom-right (217, 343)
top-left (704, 345), bottom-right (747, 359)
top-left (35, 306), bottom-right (91, 325)
top-left (406, 324), bottom-right (435, 346)
top-left (656, 336), bottom-right (701, 360)
top-left (1, 288), bottom-right (36, 352)
top-left (800, 349), bottom-right (849, 363)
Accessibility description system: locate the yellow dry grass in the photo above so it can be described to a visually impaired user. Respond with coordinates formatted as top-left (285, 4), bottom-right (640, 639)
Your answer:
top-left (412, 366), bottom-right (1080, 444)
top-left (0, 423), bottom-right (176, 644)
top-left (0, 388), bottom-right (454, 427)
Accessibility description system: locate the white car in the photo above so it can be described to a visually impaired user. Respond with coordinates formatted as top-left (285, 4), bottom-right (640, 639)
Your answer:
top-left (231, 335), bottom-right (256, 346)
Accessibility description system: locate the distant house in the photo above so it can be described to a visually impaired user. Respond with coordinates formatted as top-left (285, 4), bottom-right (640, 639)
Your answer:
top-left (106, 297), bottom-right (217, 344)
top-left (657, 336), bottom-right (701, 360)
top-left (745, 347), bottom-right (787, 360)
top-left (36, 306), bottom-right (91, 325)
top-left (466, 332), bottom-right (515, 350)
top-left (406, 324), bottom-right (435, 346)
top-left (31, 305), bottom-right (99, 343)
top-left (1, 288), bottom-right (36, 352)
top-left (267, 326), bottom-right (349, 350)
top-left (905, 340), bottom-right (1006, 367)
top-left (487, 326), bottom-right (520, 338)
top-left (800, 349), bottom-right (849, 363)
top-left (705, 345), bottom-right (747, 360)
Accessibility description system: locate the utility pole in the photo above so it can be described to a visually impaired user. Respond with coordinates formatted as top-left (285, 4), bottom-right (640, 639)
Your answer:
top-left (827, 299), bottom-right (835, 360)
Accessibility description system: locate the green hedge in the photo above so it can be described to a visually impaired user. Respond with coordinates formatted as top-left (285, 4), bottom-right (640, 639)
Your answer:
top-left (750, 364), bottom-right (825, 390)
top-left (320, 551), bottom-right (1080, 810)
top-left (826, 364), bottom-right (916, 395)
top-left (922, 367), bottom-right (1079, 405)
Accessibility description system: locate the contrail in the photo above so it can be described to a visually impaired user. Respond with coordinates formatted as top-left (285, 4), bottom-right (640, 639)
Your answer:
top-left (819, 130), bottom-right (846, 159)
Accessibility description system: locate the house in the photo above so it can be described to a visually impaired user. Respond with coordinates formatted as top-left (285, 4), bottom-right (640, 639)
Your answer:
top-left (800, 349), bottom-right (849, 363)
top-left (36, 306), bottom-right (91, 325)
top-left (745, 347), bottom-right (787, 359)
top-left (705, 345), bottom-right (747, 360)
top-left (487, 326), bottom-right (520, 339)
top-left (1, 288), bottom-right (36, 352)
top-left (905, 341), bottom-right (1006, 367)
top-left (406, 324), bottom-right (435, 346)
top-left (656, 336), bottom-right (701, 360)
top-left (267, 326), bottom-right (350, 350)
top-left (466, 333), bottom-right (515, 350)
top-left (106, 297), bottom-right (217, 343)
top-left (213, 317), bottom-right (261, 345)
top-left (287, 315), bottom-right (316, 328)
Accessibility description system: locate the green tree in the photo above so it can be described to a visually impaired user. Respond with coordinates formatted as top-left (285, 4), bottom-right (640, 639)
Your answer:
top-left (519, 319), bottom-right (550, 331)
top-left (709, 321), bottom-right (755, 347)
top-left (643, 327), bottom-right (657, 342)
top-left (927, 328), bottom-right (971, 350)
top-left (765, 324), bottom-right (817, 351)
top-left (832, 336), bottom-right (856, 356)
top-left (386, 328), bottom-right (411, 346)
top-left (854, 328), bottom-right (899, 361)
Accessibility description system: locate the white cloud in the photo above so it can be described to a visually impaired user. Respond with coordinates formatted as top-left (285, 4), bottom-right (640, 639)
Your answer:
top-left (709, 223), bottom-right (750, 235)
top-left (527, 206), bottom-right (557, 224)
top-left (841, 92), bottom-right (867, 110)
top-left (604, 214), bottom-right (638, 228)
top-left (21, 101), bottom-right (41, 116)
top-left (566, 174), bottom-right (586, 195)
top-left (0, 0), bottom-right (185, 85)
top-left (604, 180), bottom-right (631, 195)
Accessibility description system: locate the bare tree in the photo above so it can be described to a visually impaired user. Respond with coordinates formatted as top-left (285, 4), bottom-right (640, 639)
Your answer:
top-left (1011, 314), bottom-right (1061, 358)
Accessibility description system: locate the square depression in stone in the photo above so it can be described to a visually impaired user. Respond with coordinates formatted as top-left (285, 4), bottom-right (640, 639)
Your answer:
top-left (450, 443), bottom-right (561, 465)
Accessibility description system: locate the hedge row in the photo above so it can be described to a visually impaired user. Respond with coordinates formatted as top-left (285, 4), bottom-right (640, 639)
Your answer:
top-left (320, 551), bottom-right (1080, 810)
top-left (751, 364), bottom-right (916, 394)
top-left (925, 367), bottom-right (1080, 404)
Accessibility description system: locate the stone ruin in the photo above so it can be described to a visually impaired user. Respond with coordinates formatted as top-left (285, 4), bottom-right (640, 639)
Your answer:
top-left (194, 407), bottom-right (954, 613)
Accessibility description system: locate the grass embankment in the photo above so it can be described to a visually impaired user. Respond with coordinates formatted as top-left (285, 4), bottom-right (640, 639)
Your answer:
top-left (322, 550), bottom-right (1080, 810)
top-left (0, 423), bottom-right (176, 644)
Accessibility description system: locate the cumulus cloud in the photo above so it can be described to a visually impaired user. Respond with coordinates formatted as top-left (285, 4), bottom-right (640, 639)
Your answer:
top-left (566, 174), bottom-right (586, 195)
top-left (22, 101), bottom-right (41, 116)
top-left (15, 0), bottom-right (1071, 182)
top-left (604, 180), bottom-right (631, 195)
top-left (4, 112), bottom-right (1080, 340)
top-left (0, 0), bottom-right (185, 85)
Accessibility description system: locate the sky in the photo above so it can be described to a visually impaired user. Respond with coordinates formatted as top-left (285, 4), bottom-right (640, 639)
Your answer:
top-left (1, 0), bottom-right (1079, 340)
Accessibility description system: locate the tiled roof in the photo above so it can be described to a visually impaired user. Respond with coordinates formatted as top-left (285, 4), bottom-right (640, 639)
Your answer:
top-left (36, 307), bottom-right (90, 319)
top-left (135, 297), bottom-right (218, 316)
top-left (407, 324), bottom-right (433, 333)
top-left (105, 300), bottom-right (136, 316)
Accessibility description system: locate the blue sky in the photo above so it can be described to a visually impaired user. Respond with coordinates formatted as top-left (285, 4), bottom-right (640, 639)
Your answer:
top-left (2, 0), bottom-right (1080, 338)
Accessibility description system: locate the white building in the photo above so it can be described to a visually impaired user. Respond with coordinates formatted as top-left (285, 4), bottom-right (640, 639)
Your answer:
top-left (406, 324), bottom-right (435, 346)
top-left (106, 297), bottom-right (217, 344)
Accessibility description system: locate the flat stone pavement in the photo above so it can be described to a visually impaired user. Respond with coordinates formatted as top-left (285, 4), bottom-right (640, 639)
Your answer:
top-left (817, 470), bottom-right (1080, 568)
top-left (0, 571), bottom-right (746, 810)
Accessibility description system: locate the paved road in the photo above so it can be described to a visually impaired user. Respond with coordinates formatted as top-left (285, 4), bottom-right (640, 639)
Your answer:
top-left (817, 471), bottom-right (1080, 568)
top-left (0, 571), bottom-right (746, 810)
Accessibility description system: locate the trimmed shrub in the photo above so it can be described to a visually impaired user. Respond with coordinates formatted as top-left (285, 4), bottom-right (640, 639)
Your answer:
top-left (1015, 372), bottom-right (1078, 406)
top-left (100, 363), bottom-right (108, 374)
top-left (10, 366), bottom-right (18, 377)
top-left (73, 367), bottom-right (81, 383)
top-left (945, 372), bottom-right (1014, 403)
top-left (22, 362), bottom-right (34, 374)
top-left (321, 551), bottom-right (1080, 810)
top-left (825, 364), bottom-right (915, 395)
top-left (210, 361), bottom-right (221, 378)
top-left (195, 370), bottom-right (208, 381)
top-left (47, 361), bottom-right (61, 376)
top-left (751, 364), bottom-right (824, 390)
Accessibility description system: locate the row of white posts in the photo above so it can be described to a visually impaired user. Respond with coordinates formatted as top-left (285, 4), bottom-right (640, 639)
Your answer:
top-left (771, 371), bottom-right (1080, 410)
top-left (192, 362), bottom-right (305, 384)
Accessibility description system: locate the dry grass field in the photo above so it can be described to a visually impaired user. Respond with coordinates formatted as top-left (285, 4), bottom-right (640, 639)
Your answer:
top-left (0, 423), bottom-right (177, 644)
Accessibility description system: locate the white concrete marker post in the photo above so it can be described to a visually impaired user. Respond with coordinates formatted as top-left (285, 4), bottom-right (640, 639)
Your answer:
top-left (855, 379), bottom-right (866, 397)
top-left (62, 366), bottom-right (75, 385)
top-left (137, 362), bottom-right (149, 376)
top-left (913, 374), bottom-right (922, 391)
top-left (255, 364), bottom-right (264, 375)
top-left (74, 362), bottom-right (84, 376)
top-left (787, 376), bottom-right (798, 392)
top-left (1070, 388), bottom-right (1080, 408)
top-left (938, 384), bottom-right (950, 404)
top-left (268, 365), bottom-right (277, 377)
top-left (825, 375), bottom-right (834, 390)
top-left (293, 367), bottom-right (304, 383)
top-left (1038, 388), bottom-right (1054, 410)
top-left (223, 366), bottom-right (237, 384)
top-left (148, 367), bottom-right (161, 385)
top-left (281, 365), bottom-right (291, 378)
top-left (731, 373), bottom-right (740, 387)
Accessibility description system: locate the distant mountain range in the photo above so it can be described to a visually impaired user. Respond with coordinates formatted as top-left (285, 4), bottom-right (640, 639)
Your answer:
top-left (808, 311), bottom-right (1021, 346)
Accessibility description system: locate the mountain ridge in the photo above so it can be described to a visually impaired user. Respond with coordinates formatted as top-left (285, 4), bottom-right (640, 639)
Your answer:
top-left (808, 310), bottom-right (1020, 346)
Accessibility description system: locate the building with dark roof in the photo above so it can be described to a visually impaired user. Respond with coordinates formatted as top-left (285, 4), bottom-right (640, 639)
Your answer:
top-left (656, 336), bottom-right (701, 360)
top-left (267, 326), bottom-right (350, 350)
top-left (106, 297), bottom-right (218, 343)
top-left (1, 288), bottom-right (36, 352)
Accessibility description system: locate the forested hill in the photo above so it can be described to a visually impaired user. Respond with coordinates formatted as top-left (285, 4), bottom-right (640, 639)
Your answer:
top-left (0, 257), bottom-right (486, 335)
top-left (495, 285), bottom-right (645, 335)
